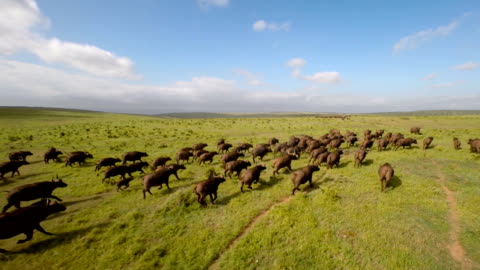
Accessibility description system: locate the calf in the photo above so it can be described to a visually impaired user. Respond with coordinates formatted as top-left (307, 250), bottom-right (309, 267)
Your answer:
top-left (326, 150), bottom-right (343, 169)
top-left (152, 157), bottom-right (172, 169)
top-left (378, 163), bottom-right (394, 192)
top-left (193, 176), bottom-right (226, 207)
top-left (198, 152), bottom-right (218, 165)
top-left (291, 165), bottom-right (320, 195)
top-left (164, 164), bottom-right (186, 180)
top-left (354, 148), bottom-right (368, 168)
top-left (423, 137), bottom-right (434, 150)
top-left (2, 177), bottom-right (67, 213)
top-left (65, 152), bottom-right (93, 167)
top-left (116, 177), bottom-right (135, 191)
top-left (8, 151), bottom-right (33, 162)
top-left (252, 146), bottom-right (271, 163)
top-left (95, 157), bottom-right (121, 171)
top-left (142, 168), bottom-right (174, 199)
top-left (0, 161), bottom-right (29, 179)
top-left (0, 201), bottom-right (66, 253)
top-left (272, 154), bottom-right (297, 176)
top-left (453, 137), bottom-right (461, 150)
top-left (239, 165), bottom-right (266, 192)
top-left (122, 151), bottom-right (148, 164)
top-left (224, 160), bottom-right (251, 178)
top-left (176, 150), bottom-right (193, 164)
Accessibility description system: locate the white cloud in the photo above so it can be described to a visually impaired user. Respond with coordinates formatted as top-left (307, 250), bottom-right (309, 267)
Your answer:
top-left (422, 73), bottom-right (438, 80)
top-left (431, 81), bottom-right (463, 89)
top-left (0, 0), bottom-right (137, 79)
top-left (253, 20), bottom-right (290, 32)
top-left (287, 58), bottom-right (342, 84)
top-left (198, 0), bottom-right (229, 8)
top-left (393, 17), bottom-right (462, 53)
top-left (234, 69), bottom-right (263, 86)
top-left (303, 72), bottom-right (342, 83)
top-left (452, 61), bottom-right (479, 71)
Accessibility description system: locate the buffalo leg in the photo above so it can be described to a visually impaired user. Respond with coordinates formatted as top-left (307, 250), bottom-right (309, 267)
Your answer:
top-left (17, 231), bottom-right (34, 244)
top-left (36, 225), bottom-right (53, 235)
top-left (49, 195), bottom-right (62, 201)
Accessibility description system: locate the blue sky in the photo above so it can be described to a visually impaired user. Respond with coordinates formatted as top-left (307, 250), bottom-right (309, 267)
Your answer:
top-left (0, 0), bottom-right (479, 113)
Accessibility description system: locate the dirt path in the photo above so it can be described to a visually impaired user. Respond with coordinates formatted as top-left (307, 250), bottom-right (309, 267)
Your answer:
top-left (208, 195), bottom-right (292, 270)
top-left (432, 160), bottom-right (478, 270)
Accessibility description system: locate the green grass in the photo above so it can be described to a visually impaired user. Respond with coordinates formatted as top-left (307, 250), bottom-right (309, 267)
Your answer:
top-left (0, 108), bottom-right (479, 269)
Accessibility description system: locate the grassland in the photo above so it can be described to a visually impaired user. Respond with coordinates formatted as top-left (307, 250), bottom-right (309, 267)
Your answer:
top-left (0, 108), bottom-right (479, 270)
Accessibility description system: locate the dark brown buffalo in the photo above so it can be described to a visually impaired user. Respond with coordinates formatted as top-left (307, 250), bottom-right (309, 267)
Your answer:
top-left (224, 160), bottom-right (251, 178)
top-left (360, 139), bottom-right (374, 150)
top-left (453, 138), bottom-right (461, 150)
top-left (468, 139), bottom-right (480, 153)
top-left (309, 147), bottom-right (327, 164)
top-left (394, 138), bottom-right (417, 150)
top-left (315, 152), bottom-right (330, 167)
top-left (326, 150), bottom-right (343, 169)
top-left (198, 152), bottom-right (218, 165)
top-left (268, 138), bottom-right (279, 146)
top-left (291, 165), bottom-right (320, 195)
top-left (95, 157), bottom-right (121, 171)
top-left (378, 163), bottom-right (394, 192)
top-left (287, 136), bottom-right (300, 147)
top-left (423, 137), bottom-right (434, 150)
top-left (176, 150), bottom-right (193, 164)
top-left (375, 129), bottom-right (385, 138)
top-left (328, 138), bottom-right (344, 150)
top-left (193, 176), bottom-right (226, 207)
top-left (102, 165), bottom-right (128, 183)
top-left (164, 164), bottom-right (186, 180)
top-left (273, 142), bottom-right (288, 156)
top-left (181, 147), bottom-right (194, 153)
top-left (240, 165), bottom-right (266, 192)
top-left (142, 167), bottom-right (174, 199)
top-left (364, 129), bottom-right (372, 138)
top-left (0, 161), bottom-right (29, 179)
top-left (8, 151), bottom-right (33, 162)
top-left (389, 133), bottom-right (404, 145)
top-left (345, 135), bottom-right (358, 147)
top-left (236, 143), bottom-right (253, 153)
top-left (410, 127), bottom-right (422, 135)
top-left (193, 143), bottom-right (208, 152)
top-left (272, 154), bottom-right (297, 176)
top-left (152, 157), bottom-right (172, 169)
top-left (44, 148), bottom-right (63, 164)
top-left (377, 138), bottom-right (389, 151)
top-left (2, 177), bottom-right (67, 213)
top-left (217, 143), bottom-right (233, 153)
top-left (193, 150), bottom-right (209, 161)
top-left (252, 146), bottom-right (271, 163)
top-left (122, 151), bottom-right (148, 164)
top-left (0, 201), bottom-right (66, 253)
top-left (221, 151), bottom-right (244, 166)
top-left (125, 161), bottom-right (149, 176)
top-left (65, 152), bottom-right (93, 167)
top-left (354, 148), bottom-right (368, 168)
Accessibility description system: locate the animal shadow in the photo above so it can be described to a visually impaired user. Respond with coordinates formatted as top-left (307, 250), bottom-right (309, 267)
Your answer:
top-left (216, 191), bottom-right (242, 205)
top-left (387, 176), bottom-right (402, 190)
top-left (337, 160), bottom-right (351, 168)
top-left (13, 172), bottom-right (51, 181)
top-left (18, 222), bottom-right (110, 254)
top-left (362, 159), bottom-right (374, 166)
top-left (255, 176), bottom-right (282, 191)
top-left (63, 195), bottom-right (103, 207)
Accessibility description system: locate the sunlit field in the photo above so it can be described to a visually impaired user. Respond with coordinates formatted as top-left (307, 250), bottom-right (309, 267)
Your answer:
top-left (0, 108), bottom-right (479, 270)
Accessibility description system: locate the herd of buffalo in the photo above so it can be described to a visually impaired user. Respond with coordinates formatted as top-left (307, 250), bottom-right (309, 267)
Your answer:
top-left (0, 125), bottom-right (479, 252)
